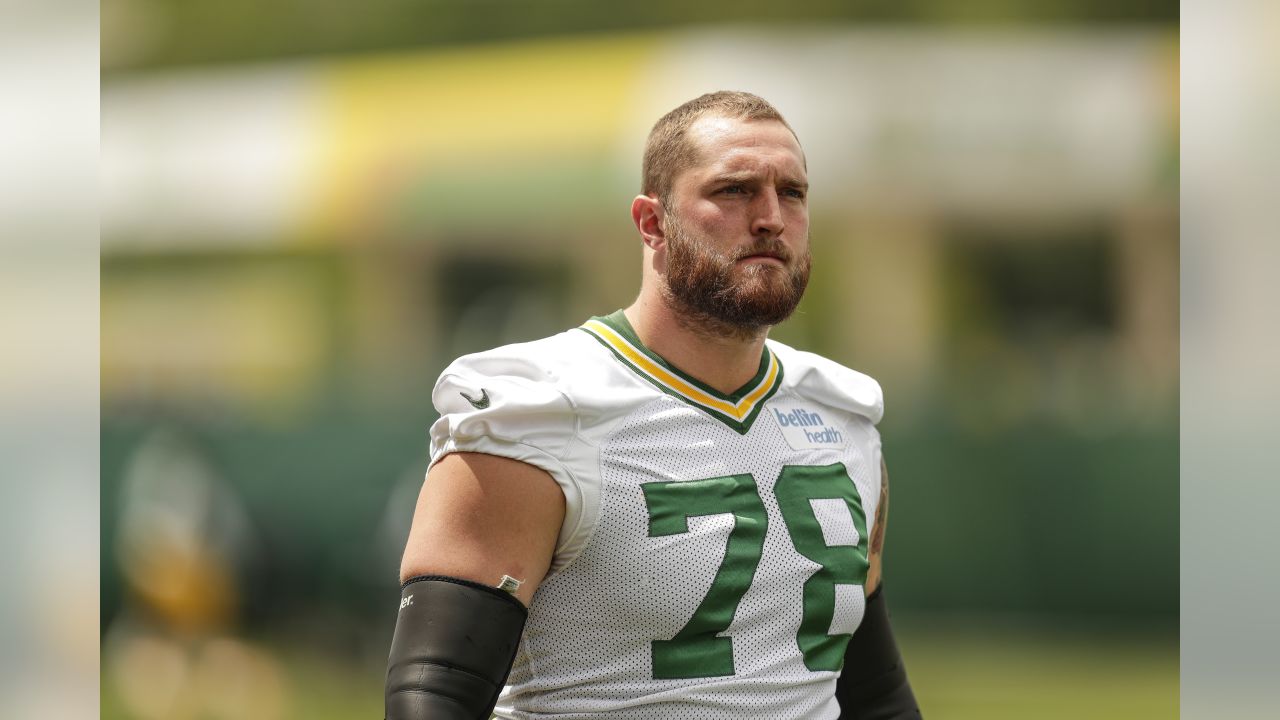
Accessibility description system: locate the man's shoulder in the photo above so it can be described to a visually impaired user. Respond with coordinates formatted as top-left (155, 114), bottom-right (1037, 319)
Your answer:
top-left (767, 338), bottom-right (885, 425)
top-left (441, 328), bottom-right (596, 384)
top-left (435, 325), bottom-right (645, 415)
top-left (431, 329), bottom-right (610, 422)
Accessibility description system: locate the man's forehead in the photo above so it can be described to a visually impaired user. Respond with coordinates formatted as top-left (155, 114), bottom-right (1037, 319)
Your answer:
top-left (686, 114), bottom-right (760, 142)
top-left (686, 115), bottom-right (802, 152)
top-left (684, 115), bottom-right (806, 176)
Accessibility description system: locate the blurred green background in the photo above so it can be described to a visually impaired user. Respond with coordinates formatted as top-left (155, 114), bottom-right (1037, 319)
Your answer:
top-left (101, 1), bottom-right (1178, 718)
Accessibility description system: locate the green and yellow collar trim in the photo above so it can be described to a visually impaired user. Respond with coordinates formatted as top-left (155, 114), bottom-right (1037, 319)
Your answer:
top-left (579, 310), bottom-right (784, 434)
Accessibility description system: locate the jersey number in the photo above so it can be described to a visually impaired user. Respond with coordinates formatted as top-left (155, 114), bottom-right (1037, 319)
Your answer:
top-left (640, 463), bottom-right (870, 679)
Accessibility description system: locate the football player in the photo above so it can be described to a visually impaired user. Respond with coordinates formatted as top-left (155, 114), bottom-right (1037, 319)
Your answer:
top-left (386, 91), bottom-right (921, 719)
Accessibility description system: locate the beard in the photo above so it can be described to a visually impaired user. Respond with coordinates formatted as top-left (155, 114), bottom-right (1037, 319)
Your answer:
top-left (661, 211), bottom-right (811, 338)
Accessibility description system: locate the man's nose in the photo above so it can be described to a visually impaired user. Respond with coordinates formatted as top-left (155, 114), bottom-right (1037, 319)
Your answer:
top-left (750, 190), bottom-right (785, 238)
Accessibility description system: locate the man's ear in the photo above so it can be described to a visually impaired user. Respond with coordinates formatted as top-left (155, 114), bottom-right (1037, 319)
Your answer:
top-left (631, 194), bottom-right (666, 250)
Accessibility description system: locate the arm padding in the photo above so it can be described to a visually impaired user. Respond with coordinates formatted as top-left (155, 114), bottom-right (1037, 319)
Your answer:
top-left (836, 586), bottom-right (921, 720)
top-left (385, 576), bottom-right (528, 720)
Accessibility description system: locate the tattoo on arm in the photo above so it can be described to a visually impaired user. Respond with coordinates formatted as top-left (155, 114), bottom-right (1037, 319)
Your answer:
top-left (871, 458), bottom-right (889, 557)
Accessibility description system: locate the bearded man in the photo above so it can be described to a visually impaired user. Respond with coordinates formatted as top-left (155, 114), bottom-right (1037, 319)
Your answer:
top-left (385, 91), bottom-right (921, 720)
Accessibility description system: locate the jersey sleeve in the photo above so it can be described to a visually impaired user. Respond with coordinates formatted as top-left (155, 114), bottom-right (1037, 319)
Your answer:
top-left (428, 350), bottom-right (585, 566)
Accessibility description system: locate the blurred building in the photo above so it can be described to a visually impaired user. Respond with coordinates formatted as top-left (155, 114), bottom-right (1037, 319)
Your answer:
top-left (102, 29), bottom-right (1176, 422)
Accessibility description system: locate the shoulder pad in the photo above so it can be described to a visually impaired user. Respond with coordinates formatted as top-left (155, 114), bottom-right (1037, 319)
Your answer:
top-left (431, 338), bottom-right (577, 451)
top-left (768, 340), bottom-right (884, 425)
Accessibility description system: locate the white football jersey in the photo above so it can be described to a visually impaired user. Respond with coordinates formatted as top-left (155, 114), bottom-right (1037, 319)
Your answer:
top-left (429, 310), bottom-right (885, 719)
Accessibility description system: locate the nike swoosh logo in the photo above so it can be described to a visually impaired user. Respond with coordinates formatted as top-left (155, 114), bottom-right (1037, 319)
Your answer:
top-left (459, 388), bottom-right (491, 409)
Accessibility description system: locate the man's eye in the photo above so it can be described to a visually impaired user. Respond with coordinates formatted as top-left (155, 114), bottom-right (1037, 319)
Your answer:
top-left (720, 185), bottom-right (745, 195)
top-left (782, 188), bottom-right (806, 200)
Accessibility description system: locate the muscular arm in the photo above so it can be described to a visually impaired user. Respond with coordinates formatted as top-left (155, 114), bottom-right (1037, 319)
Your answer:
top-left (400, 451), bottom-right (566, 606)
top-left (837, 455), bottom-right (920, 719)
top-left (864, 457), bottom-right (890, 596)
top-left (386, 452), bottom-right (566, 719)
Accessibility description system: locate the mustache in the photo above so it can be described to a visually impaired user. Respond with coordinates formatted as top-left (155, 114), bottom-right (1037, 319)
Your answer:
top-left (733, 238), bottom-right (793, 263)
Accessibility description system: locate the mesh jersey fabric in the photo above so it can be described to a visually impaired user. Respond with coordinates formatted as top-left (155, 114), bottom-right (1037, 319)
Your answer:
top-left (428, 312), bottom-right (884, 719)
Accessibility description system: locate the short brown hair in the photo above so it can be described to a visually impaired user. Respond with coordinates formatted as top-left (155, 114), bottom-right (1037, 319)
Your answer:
top-left (641, 91), bottom-right (799, 203)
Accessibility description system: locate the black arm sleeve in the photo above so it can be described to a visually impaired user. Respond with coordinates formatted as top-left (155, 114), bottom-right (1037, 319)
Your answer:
top-left (385, 575), bottom-right (528, 720)
top-left (836, 586), bottom-right (922, 720)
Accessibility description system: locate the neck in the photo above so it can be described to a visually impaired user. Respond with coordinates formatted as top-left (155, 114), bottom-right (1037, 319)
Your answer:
top-left (623, 290), bottom-right (770, 395)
